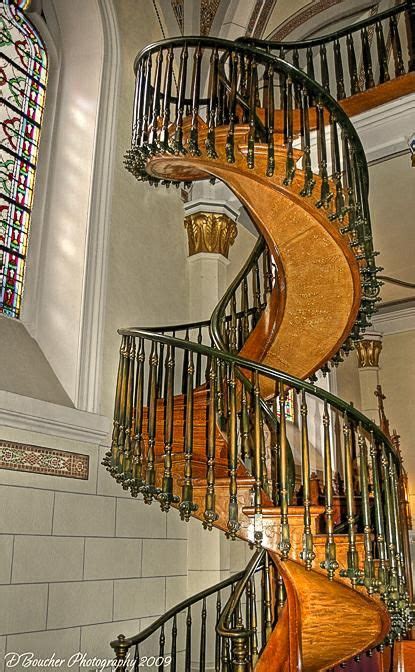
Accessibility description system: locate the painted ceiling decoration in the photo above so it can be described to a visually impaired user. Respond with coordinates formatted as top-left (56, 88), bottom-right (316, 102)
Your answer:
top-left (246, 0), bottom-right (278, 39)
top-left (268, 0), bottom-right (344, 40)
top-left (200, 0), bottom-right (221, 36)
top-left (171, 0), bottom-right (184, 35)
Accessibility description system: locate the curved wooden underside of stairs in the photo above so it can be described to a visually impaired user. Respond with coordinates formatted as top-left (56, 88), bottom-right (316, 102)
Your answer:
top-left (146, 128), bottom-right (362, 387)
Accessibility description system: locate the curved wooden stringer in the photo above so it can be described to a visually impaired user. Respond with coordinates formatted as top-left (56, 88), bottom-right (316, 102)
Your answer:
top-left (146, 129), bottom-right (362, 386)
top-left (256, 552), bottom-right (390, 672)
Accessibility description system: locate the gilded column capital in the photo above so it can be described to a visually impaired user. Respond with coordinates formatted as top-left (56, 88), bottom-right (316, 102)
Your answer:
top-left (184, 212), bottom-right (238, 258)
top-left (355, 333), bottom-right (382, 368)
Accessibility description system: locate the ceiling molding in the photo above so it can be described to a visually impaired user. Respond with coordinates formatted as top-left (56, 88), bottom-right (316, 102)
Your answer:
top-left (372, 307), bottom-right (415, 336)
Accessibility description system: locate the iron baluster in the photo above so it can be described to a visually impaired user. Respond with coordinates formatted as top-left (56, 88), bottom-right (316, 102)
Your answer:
top-left (253, 372), bottom-right (263, 548)
top-left (157, 341), bottom-right (165, 398)
top-left (270, 395), bottom-right (280, 506)
top-left (370, 434), bottom-right (388, 595)
top-left (263, 552), bottom-right (273, 642)
top-left (381, 446), bottom-right (399, 603)
top-left (171, 615), bottom-right (177, 672)
top-left (204, 357), bottom-right (219, 529)
top-left (299, 87), bottom-right (315, 196)
top-left (172, 44), bottom-right (188, 154)
top-left (143, 341), bottom-right (159, 502)
top-left (140, 56), bottom-right (153, 147)
top-left (407, 0), bottom-right (415, 71)
top-left (160, 345), bottom-right (178, 511)
top-left (361, 27), bottom-right (375, 89)
top-left (316, 101), bottom-right (333, 209)
top-left (131, 338), bottom-right (145, 495)
top-left (121, 337), bottom-right (136, 488)
top-left (320, 43), bottom-right (330, 92)
top-left (215, 591), bottom-right (222, 672)
top-left (188, 44), bottom-right (202, 156)
top-left (334, 39), bottom-right (346, 100)
top-left (206, 46), bottom-right (219, 158)
top-left (283, 77), bottom-right (295, 185)
top-left (241, 278), bottom-right (250, 344)
top-left (265, 63), bottom-right (275, 177)
top-left (340, 415), bottom-right (361, 586)
top-left (306, 46), bottom-right (315, 81)
top-left (240, 385), bottom-right (250, 463)
top-left (225, 51), bottom-right (238, 163)
top-left (278, 382), bottom-right (291, 559)
top-left (132, 62), bottom-right (144, 146)
top-left (390, 14), bottom-right (405, 77)
top-left (227, 364), bottom-right (241, 539)
top-left (229, 295), bottom-right (237, 353)
top-left (247, 57), bottom-right (258, 169)
top-left (329, 116), bottom-right (346, 222)
top-left (160, 47), bottom-right (174, 150)
top-left (358, 426), bottom-right (376, 593)
top-left (375, 21), bottom-right (390, 84)
top-left (300, 391), bottom-right (315, 570)
top-left (195, 326), bottom-right (203, 387)
top-left (108, 336), bottom-right (125, 473)
top-left (388, 454), bottom-right (406, 597)
top-left (117, 336), bottom-right (131, 476)
top-left (182, 328), bottom-right (190, 394)
top-left (199, 598), bottom-right (207, 672)
top-left (185, 606), bottom-right (192, 672)
top-left (320, 401), bottom-right (338, 580)
top-left (250, 576), bottom-right (259, 667)
top-left (148, 48), bottom-right (163, 148)
top-left (180, 351), bottom-right (197, 520)
top-left (346, 33), bottom-right (360, 95)
top-left (158, 625), bottom-right (165, 672)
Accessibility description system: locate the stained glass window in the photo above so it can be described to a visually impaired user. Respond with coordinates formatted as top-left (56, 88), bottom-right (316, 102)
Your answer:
top-left (0, 0), bottom-right (47, 317)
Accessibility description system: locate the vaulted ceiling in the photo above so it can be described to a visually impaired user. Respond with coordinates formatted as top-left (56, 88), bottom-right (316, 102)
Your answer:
top-left (153, 0), bottom-right (394, 42)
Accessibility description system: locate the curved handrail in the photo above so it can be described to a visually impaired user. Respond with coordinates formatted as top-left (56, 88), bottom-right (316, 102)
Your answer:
top-left (217, 549), bottom-right (265, 639)
top-left (110, 563), bottom-right (251, 651)
top-left (237, 2), bottom-right (408, 50)
top-left (117, 326), bottom-right (399, 464)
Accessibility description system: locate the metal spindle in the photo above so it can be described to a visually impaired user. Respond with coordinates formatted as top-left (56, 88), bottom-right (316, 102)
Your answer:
top-left (247, 57), bottom-right (258, 169)
top-left (375, 21), bottom-right (390, 84)
top-left (131, 339), bottom-right (145, 494)
top-left (171, 615), bottom-right (177, 672)
top-left (283, 78), bottom-right (295, 185)
top-left (132, 63), bottom-right (144, 146)
top-left (110, 336), bottom-right (125, 469)
top-left (370, 433), bottom-right (388, 595)
top-left (320, 43), bottom-right (330, 92)
top-left (253, 372), bottom-right (263, 548)
top-left (278, 382), bottom-right (291, 559)
top-left (141, 56), bottom-right (153, 146)
top-left (346, 33), bottom-right (360, 95)
top-left (300, 391), bottom-right (315, 570)
top-left (149, 48), bottom-right (163, 147)
top-left (320, 401), bottom-right (338, 580)
top-left (143, 341), bottom-right (159, 502)
top-left (390, 14), bottom-right (405, 77)
top-left (316, 102), bottom-right (333, 209)
top-left (160, 47), bottom-right (174, 150)
top-left (215, 591), bottom-right (222, 672)
top-left (206, 47), bottom-right (219, 158)
top-left (196, 326), bottom-right (203, 388)
top-left (189, 44), bottom-right (202, 156)
top-left (361, 27), bottom-right (375, 89)
top-left (227, 364), bottom-right (240, 539)
top-left (265, 63), bottom-right (275, 177)
top-left (225, 51), bottom-right (238, 164)
top-left (160, 345), bottom-right (178, 511)
top-left (341, 415), bottom-right (360, 586)
top-left (180, 351), bottom-right (197, 520)
top-left (158, 625), bottom-right (165, 672)
top-left (263, 553), bottom-right (273, 643)
top-left (185, 606), bottom-right (192, 672)
top-left (358, 426), bottom-right (375, 593)
top-left (330, 116), bottom-right (345, 222)
top-left (200, 598), bottom-right (207, 672)
top-left (172, 44), bottom-right (188, 153)
top-left (204, 357), bottom-right (219, 529)
top-left (299, 87), bottom-right (315, 196)
top-left (334, 39), bottom-right (346, 100)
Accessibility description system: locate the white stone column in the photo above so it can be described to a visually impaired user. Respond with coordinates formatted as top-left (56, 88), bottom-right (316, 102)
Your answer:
top-left (355, 331), bottom-right (383, 422)
top-left (184, 199), bottom-right (240, 322)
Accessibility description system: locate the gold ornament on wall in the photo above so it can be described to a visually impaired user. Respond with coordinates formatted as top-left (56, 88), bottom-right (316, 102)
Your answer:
top-left (355, 338), bottom-right (382, 368)
top-left (184, 212), bottom-right (238, 258)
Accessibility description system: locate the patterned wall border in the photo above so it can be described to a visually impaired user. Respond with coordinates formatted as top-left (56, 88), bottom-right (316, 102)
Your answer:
top-left (268, 0), bottom-right (344, 41)
top-left (0, 440), bottom-right (89, 480)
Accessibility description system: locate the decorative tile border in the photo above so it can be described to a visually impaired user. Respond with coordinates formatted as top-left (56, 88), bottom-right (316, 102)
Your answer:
top-left (0, 440), bottom-right (89, 480)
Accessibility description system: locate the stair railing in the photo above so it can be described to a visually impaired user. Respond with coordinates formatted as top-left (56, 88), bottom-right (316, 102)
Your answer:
top-left (125, 36), bottom-right (382, 349)
top-left (110, 558), bottom-right (266, 672)
top-left (103, 326), bottom-right (415, 640)
top-left (239, 1), bottom-right (414, 101)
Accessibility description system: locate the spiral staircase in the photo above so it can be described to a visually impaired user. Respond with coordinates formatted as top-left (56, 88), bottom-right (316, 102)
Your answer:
top-left (104, 4), bottom-right (415, 670)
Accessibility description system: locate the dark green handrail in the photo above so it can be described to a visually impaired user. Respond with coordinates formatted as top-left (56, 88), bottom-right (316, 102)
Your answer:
top-left (117, 326), bottom-right (400, 468)
top-left (238, 2), bottom-right (408, 50)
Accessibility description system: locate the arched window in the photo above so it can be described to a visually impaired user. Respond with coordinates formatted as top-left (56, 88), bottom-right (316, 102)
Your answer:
top-left (0, 0), bottom-right (47, 318)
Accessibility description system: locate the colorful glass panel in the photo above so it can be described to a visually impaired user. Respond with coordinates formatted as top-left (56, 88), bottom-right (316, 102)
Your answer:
top-left (275, 388), bottom-right (295, 423)
top-left (0, 0), bottom-right (47, 317)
